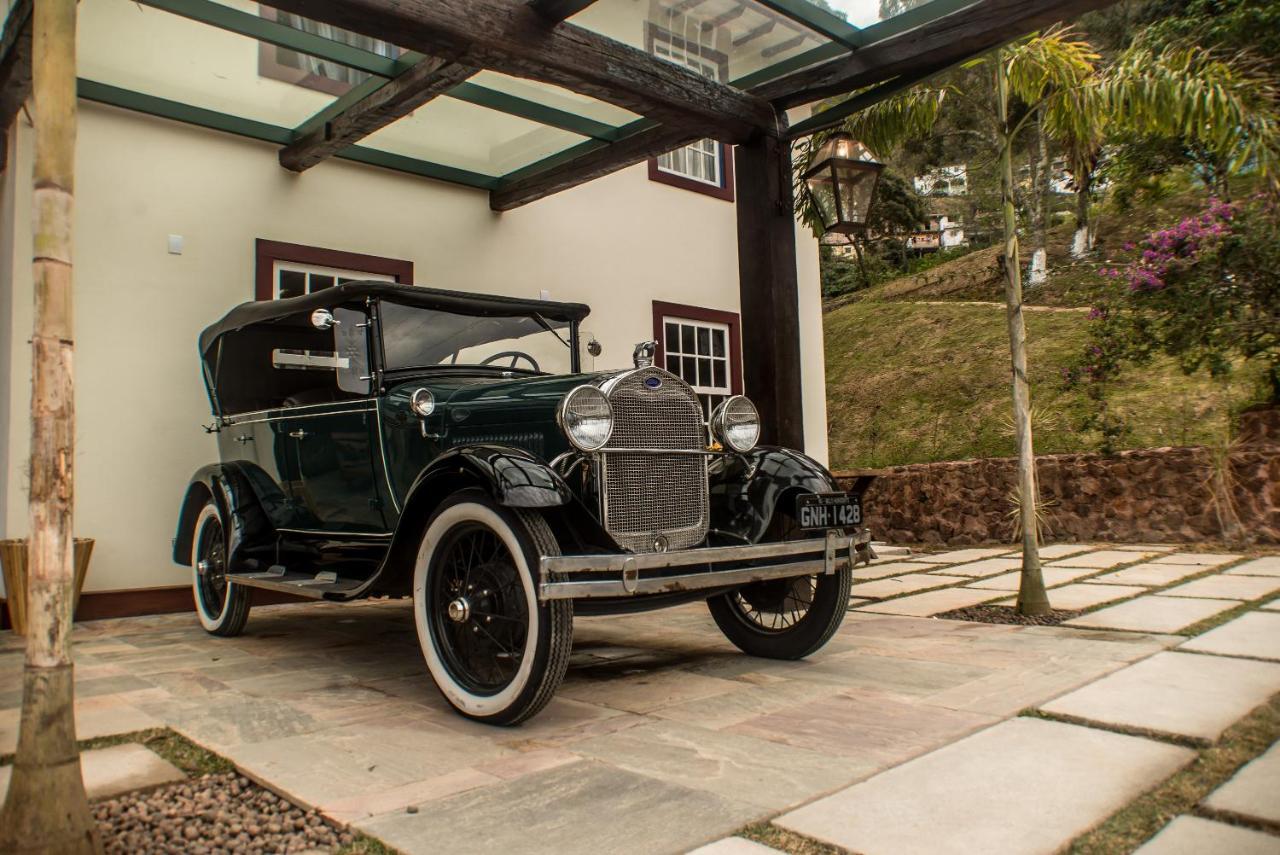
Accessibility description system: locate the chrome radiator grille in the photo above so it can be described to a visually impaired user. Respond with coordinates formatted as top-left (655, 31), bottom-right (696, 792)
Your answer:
top-left (600, 367), bottom-right (709, 552)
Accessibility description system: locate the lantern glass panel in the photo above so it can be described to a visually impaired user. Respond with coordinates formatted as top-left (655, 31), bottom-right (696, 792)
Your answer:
top-left (805, 167), bottom-right (839, 230)
top-left (834, 163), bottom-right (879, 227)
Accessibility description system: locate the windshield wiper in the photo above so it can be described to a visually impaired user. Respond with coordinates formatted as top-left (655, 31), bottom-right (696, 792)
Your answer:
top-left (532, 313), bottom-right (571, 349)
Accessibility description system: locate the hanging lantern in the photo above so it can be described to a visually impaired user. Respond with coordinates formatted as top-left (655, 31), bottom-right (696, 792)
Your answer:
top-left (802, 132), bottom-right (884, 234)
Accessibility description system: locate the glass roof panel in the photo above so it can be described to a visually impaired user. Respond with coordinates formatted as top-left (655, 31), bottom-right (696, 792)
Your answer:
top-left (361, 97), bottom-right (591, 176)
top-left (569, 0), bottom-right (846, 86)
top-left (463, 71), bottom-right (641, 132)
top-left (80, 0), bottom-right (346, 130)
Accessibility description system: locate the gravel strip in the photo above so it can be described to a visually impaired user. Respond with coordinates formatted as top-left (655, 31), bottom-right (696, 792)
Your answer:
top-left (937, 604), bottom-right (1084, 626)
top-left (92, 771), bottom-right (354, 854)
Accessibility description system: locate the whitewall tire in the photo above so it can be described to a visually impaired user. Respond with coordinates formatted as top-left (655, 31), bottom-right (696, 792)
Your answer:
top-left (412, 489), bottom-right (572, 726)
top-left (190, 500), bottom-right (251, 637)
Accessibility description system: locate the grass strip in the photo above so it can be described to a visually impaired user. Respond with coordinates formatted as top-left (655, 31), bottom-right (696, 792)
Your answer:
top-left (739, 822), bottom-right (851, 854)
top-left (1066, 692), bottom-right (1280, 855)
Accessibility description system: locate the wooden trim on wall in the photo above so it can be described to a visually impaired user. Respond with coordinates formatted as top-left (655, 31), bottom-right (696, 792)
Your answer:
top-left (652, 300), bottom-right (744, 395)
top-left (647, 146), bottom-right (736, 202)
top-left (254, 239), bottom-right (415, 301)
top-left (2, 586), bottom-right (311, 628)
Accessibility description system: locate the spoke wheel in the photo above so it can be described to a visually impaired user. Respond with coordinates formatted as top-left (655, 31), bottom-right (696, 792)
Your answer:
top-left (190, 500), bottom-right (251, 637)
top-left (427, 524), bottom-right (530, 695)
top-left (413, 490), bottom-right (572, 726)
top-left (706, 507), bottom-right (851, 660)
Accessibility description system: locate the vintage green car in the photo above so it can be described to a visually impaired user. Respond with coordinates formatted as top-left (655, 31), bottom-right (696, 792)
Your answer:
top-left (175, 282), bottom-right (869, 724)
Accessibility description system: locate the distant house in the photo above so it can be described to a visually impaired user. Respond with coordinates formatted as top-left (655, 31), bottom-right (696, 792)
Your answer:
top-left (907, 215), bottom-right (967, 252)
top-left (914, 164), bottom-right (969, 197)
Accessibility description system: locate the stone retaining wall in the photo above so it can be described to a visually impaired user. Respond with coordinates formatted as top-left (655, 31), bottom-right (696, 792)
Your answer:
top-left (836, 442), bottom-right (1280, 546)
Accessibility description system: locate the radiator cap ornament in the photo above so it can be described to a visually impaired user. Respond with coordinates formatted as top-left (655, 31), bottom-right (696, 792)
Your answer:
top-left (633, 340), bottom-right (656, 368)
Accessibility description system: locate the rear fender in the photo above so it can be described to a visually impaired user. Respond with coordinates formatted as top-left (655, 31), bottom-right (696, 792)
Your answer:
top-left (707, 447), bottom-right (840, 544)
top-left (172, 463), bottom-right (274, 569)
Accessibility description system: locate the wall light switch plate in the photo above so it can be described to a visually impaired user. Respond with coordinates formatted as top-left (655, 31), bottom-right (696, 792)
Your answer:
top-left (167, 234), bottom-right (184, 255)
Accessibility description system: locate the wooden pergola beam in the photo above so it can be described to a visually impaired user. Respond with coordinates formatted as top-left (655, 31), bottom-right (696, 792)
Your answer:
top-left (491, 0), bottom-right (1116, 209)
top-left (758, 0), bottom-right (1117, 108)
top-left (527, 0), bottom-right (598, 23)
top-left (264, 0), bottom-right (776, 142)
top-left (280, 55), bottom-right (478, 172)
top-left (0, 0), bottom-right (33, 168)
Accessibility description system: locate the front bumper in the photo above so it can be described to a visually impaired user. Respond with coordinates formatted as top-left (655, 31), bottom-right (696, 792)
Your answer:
top-left (537, 528), bottom-right (874, 600)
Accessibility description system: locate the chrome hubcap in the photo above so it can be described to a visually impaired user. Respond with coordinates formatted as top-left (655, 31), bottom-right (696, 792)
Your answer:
top-left (447, 597), bottom-right (471, 624)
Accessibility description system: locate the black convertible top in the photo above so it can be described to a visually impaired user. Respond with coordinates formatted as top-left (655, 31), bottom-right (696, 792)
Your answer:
top-left (198, 280), bottom-right (591, 357)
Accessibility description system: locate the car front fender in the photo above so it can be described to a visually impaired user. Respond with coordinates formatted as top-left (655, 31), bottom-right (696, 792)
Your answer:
top-left (707, 447), bottom-right (841, 544)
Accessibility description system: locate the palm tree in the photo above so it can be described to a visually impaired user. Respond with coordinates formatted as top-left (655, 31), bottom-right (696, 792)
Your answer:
top-left (0, 1), bottom-right (102, 852)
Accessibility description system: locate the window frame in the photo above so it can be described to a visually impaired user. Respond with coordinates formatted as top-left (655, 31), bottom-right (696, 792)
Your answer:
top-left (643, 24), bottom-right (736, 203)
top-left (652, 301), bottom-right (744, 421)
top-left (254, 239), bottom-right (414, 301)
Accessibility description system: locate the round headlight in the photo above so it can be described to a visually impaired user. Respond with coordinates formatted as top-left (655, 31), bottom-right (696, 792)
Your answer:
top-left (711, 395), bottom-right (761, 452)
top-left (557, 385), bottom-right (613, 451)
top-left (410, 388), bottom-right (435, 417)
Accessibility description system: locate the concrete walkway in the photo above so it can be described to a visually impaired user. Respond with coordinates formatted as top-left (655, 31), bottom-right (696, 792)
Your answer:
top-left (1, 544), bottom-right (1276, 854)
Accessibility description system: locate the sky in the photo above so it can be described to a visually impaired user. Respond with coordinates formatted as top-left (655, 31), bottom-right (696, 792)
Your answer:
top-left (822, 0), bottom-right (887, 28)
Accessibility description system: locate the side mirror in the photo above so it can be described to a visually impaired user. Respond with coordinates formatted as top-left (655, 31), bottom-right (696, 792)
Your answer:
top-left (586, 337), bottom-right (602, 357)
top-left (311, 308), bottom-right (338, 330)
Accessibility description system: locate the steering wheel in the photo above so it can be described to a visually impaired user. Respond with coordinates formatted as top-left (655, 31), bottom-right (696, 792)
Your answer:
top-left (480, 350), bottom-right (540, 372)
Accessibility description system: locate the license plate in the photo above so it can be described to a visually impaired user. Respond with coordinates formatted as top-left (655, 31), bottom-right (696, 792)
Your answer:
top-left (797, 492), bottom-right (861, 530)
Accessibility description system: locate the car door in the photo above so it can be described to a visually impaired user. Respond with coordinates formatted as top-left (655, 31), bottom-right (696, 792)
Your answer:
top-left (278, 306), bottom-right (388, 534)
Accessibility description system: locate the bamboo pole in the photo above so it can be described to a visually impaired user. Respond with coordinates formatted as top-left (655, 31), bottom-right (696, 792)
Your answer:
top-left (995, 51), bottom-right (1049, 617)
top-left (0, 0), bottom-right (101, 851)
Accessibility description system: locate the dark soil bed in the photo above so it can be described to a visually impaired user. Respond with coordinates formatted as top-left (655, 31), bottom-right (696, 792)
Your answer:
top-left (936, 604), bottom-right (1084, 626)
top-left (93, 771), bottom-right (353, 855)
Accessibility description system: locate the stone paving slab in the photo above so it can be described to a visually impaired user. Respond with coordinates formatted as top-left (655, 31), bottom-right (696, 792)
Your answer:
top-left (775, 717), bottom-right (1193, 855)
top-left (939, 558), bottom-right (1024, 578)
top-left (1156, 575), bottom-right (1280, 602)
top-left (358, 760), bottom-right (764, 855)
top-left (0, 743), bottom-right (184, 802)
top-left (1064, 596), bottom-right (1242, 634)
top-left (1179, 612), bottom-right (1280, 661)
top-left (966, 567), bottom-right (1101, 591)
top-left (1202, 741), bottom-right (1280, 825)
top-left (1115, 544), bottom-right (1178, 552)
top-left (1020, 544), bottom-right (1098, 559)
top-left (687, 838), bottom-right (787, 855)
top-left (0, 692), bottom-right (163, 755)
top-left (855, 588), bottom-right (1005, 617)
top-left (1049, 550), bottom-right (1158, 569)
top-left (848, 574), bottom-right (969, 599)
top-left (1132, 816), bottom-right (1280, 855)
top-left (1228, 557), bottom-right (1280, 578)
top-left (1086, 562), bottom-right (1205, 588)
top-left (1040, 651), bottom-right (1280, 741)
top-left (914, 548), bottom-right (1012, 564)
top-left (1151, 552), bottom-right (1244, 567)
top-left (854, 561), bottom-right (936, 580)
top-left (1265, 599), bottom-right (1280, 612)
top-left (994, 584), bottom-right (1149, 611)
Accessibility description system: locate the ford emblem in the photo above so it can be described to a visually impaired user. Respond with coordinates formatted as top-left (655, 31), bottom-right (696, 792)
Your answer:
top-left (644, 376), bottom-right (662, 390)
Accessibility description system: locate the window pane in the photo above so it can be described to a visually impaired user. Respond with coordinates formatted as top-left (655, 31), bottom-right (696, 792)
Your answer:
top-left (696, 326), bottom-right (710, 355)
top-left (712, 329), bottom-right (726, 357)
top-left (309, 274), bottom-right (336, 293)
top-left (682, 356), bottom-right (695, 380)
top-left (665, 322), bottom-right (679, 351)
top-left (666, 355), bottom-right (680, 374)
top-left (713, 360), bottom-right (726, 389)
top-left (278, 269), bottom-right (306, 299)
top-left (698, 358), bottom-right (712, 385)
top-left (681, 325), bottom-right (695, 354)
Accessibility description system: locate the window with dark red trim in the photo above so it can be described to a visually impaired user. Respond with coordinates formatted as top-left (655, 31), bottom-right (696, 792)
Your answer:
top-left (254, 239), bottom-right (414, 301)
top-left (653, 301), bottom-right (743, 421)
top-left (643, 22), bottom-right (735, 202)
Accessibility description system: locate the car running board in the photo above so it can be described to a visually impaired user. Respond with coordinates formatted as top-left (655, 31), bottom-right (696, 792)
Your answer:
top-left (225, 566), bottom-right (365, 599)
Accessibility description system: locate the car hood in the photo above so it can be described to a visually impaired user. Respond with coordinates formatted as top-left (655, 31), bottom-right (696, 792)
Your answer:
top-left (385, 371), bottom-right (616, 428)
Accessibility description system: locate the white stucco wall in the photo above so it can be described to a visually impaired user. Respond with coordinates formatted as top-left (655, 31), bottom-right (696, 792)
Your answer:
top-left (0, 102), bottom-right (828, 595)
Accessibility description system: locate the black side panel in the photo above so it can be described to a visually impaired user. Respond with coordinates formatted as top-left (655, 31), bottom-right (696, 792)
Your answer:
top-left (707, 447), bottom-right (840, 544)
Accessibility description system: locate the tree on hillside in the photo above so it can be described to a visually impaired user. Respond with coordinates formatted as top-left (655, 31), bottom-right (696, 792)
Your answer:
top-left (0, 2), bottom-right (101, 852)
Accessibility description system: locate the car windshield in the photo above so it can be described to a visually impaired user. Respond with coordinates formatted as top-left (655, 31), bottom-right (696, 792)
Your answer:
top-left (380, 301), bottom-right (573, 375)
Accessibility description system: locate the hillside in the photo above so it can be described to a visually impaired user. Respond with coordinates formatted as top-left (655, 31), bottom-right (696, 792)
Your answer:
top-left (824, 300), bottom-right (1253, 470)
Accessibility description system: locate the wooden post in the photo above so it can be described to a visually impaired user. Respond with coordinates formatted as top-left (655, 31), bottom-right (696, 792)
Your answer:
top-left (996, 51), bottom-right (1049, 616)
top-left (0, 0), bottom-right (101, 851)
top-left (734, 130), bottom-right (805, 450)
